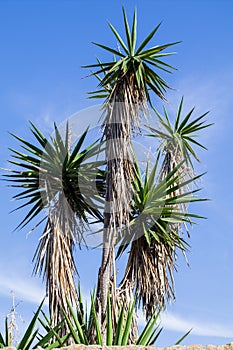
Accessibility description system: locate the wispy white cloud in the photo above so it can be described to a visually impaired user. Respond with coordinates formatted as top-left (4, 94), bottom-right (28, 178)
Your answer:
top-left (137, 310), bottom-right (233, 338)
top-left (161, 312), bottom-right (233, 338)
top-left (0, 273), bottom-right (48, 305)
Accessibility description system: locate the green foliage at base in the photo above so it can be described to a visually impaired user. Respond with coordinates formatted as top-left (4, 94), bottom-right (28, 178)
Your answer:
top-left (0, 294), bottom-right (191, 349)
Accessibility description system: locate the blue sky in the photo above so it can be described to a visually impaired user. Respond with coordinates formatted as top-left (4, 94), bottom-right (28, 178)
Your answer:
top-left (0, 0), bottom-right (233, 346)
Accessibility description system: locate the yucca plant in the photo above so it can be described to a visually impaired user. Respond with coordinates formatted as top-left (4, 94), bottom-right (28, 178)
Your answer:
top-left (0, 300), bottom-right (60, 350)
top-left (4, 7), bottom-right (211, 346)
top-left (0, 299), bottom-right (76, 350)
top-left (36, 309), bottom-right (70, 349)
top-left (0, 295), bottom-right (191, 349)
top-left (146, 98), bottom-right (212, 244)
top-left (116, 156), bottom-right (206, 320)
top-left (147, 97), bottom-right (212, 175)
top-left (4, 123), bottom-right (104, 333)
top-left (114, 98), bottom-right (212, 322)
top-left (60, 288), bottom-right (162, 346)
top-left (58, 287), bottom-right (191, 347)
top-left (117, 99), bottom-right (212, 320)
top-left (84, 7), bottom-right (180, 335)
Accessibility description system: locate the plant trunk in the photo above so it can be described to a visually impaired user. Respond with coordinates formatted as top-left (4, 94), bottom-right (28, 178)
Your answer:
top-left (98, 234), bottom-right (112, 343)
top-left (97, 81), bottom-right (141, 343)
top-left (97, 153), bottom-right (116, 343)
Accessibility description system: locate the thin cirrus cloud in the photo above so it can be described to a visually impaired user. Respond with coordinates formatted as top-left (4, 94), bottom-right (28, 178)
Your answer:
top-left (0, 273), bottom-right (47, 306)
top-left (161, 312), bottom-right (233, 338)
top-left (137, 310), bottom-right (233, 339)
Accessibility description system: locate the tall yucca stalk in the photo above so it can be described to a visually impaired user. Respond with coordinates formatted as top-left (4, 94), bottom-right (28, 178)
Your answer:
top-left (4, 123), bottom-right (104, 334)
top-left (84, 8), bottom-right (179, 337)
